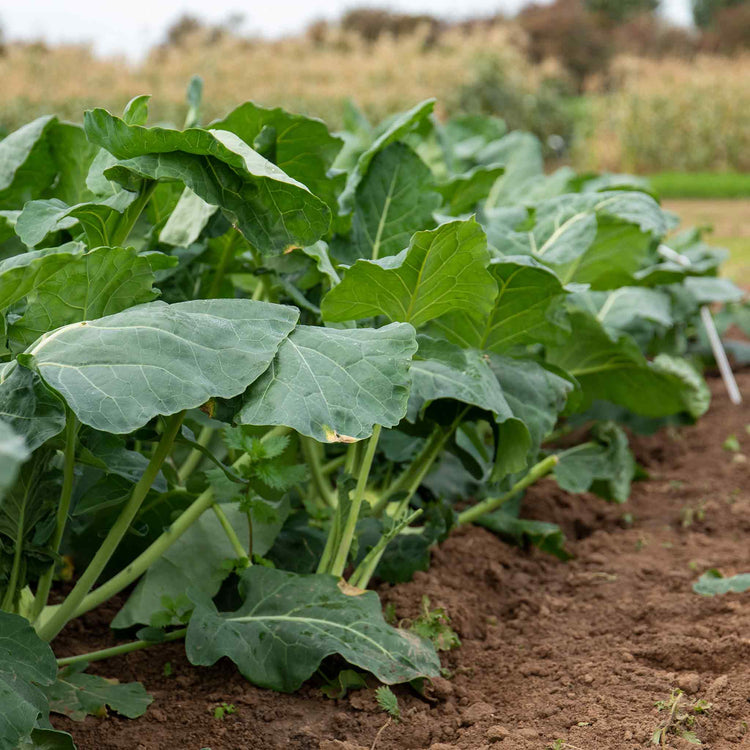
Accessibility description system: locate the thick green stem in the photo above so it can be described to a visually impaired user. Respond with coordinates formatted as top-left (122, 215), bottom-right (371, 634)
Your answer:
top-left (301, 437), bottom-right (336, 508)
top-left (458, 455), bottom-right (559, 526)
top-left (329, 426), bottom-right (382, 577)
top-left (37, 412), bottom-right (186, 642)
top-left (30, 413), bottom-right (79, 622)
top-left (55, 426), bottom-right (289, 623)
top-left (207, 229), bottom-right (240, 298)
top-left (109, 181), bottom-right (157, 247)
top-left (321, 454), bottom-right (346, 476)
top-left (212, 502), bottom-right (249, 564)
top-left (56, 628), bottom-right (187, 669)
top-left (177, 425), bottom-right (215, 484)
top-left (371, 423), bottom-right (453, 518)
top-left (349, 509), bottom-right (422, 589)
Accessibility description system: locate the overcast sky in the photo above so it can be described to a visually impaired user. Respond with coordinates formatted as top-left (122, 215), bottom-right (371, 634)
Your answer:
top-left (1, 0), bottom-right (694, 60)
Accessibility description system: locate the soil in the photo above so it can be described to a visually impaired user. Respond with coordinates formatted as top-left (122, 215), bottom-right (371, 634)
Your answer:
top-left (52, 372), bottom-right (750, 750)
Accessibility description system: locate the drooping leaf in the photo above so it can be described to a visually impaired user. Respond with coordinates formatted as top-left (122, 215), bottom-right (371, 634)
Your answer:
top-left (432, 255), bottom-right (568, 353)
top-left (350, 142), bottom-right (440, 262)
top-left (17, 728), bottom-right (77, 750)
top-left (24, 299), bottom-right (298, 433)
top-left (45, 664), bottom-right (152, 721)
top-left (0, 610), bottom-right (58, 750)
top-left (693, 570), bottom-right (750, 597)
top-left (84, 109), bottom-right (330, 254)
top-left (185, 566), bottom-right (441, 692)
top-left (339, 99), bottom-right (435, 212)
top-left (321, 219), bottom-right (496, 327)
top-left (0, 364), bottom-right (66, 452)
top-left (45, 121), bottom-right (100, 205)
top-left (238, 323), bottom-right (417, 442)
top-left (554, 422), bottom-right (635, 503)
top-left (210, 101), bottom-right (345, 220)
top-left (14, 200), bottom-right (79, 248)
top-left (547, 310), bottom-right (710, 418)
top-left (159, 188), bottom-right (218, 247)
top-left (10, 246), bottom-right (174, 348)
top-left (113, 499), bottom-right (289, 629)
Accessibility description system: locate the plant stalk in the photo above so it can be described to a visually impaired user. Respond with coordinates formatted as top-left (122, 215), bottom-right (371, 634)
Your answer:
top-left (329, 425), bottom-right (381, 577)
top-left (212, 502), bottom-right (249, 565)
top-left (30, 412), bottom-right (79, 622)
top-left (58, 426), bottom-right (289, 623)
top-left (457, 455), bottom-right (559, 526)
top-left (56, 628), bottom-right (188, 669)
top-left (37, 412), bottom-right (186, 642)
top-left (300, 436), bottom-right (336, 508)
top-left (110, 181), bottom-right (157, 247)
top-left (177, 425), bottom-right (215, 484)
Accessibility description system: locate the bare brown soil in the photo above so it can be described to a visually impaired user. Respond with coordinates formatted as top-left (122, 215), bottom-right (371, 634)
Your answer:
top-left (52, 372), bottom-right (750, 750)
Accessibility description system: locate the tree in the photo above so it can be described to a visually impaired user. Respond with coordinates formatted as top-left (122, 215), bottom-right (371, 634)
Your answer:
top-left (692, 0), bottom-right (748, 27)
top-left (585, 0), bottom-right (660, 23)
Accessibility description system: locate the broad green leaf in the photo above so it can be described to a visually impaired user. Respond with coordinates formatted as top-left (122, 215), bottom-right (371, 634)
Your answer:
top-left (45, 664), bottom-right (152, 720)
top-left (547, 310), bottom-right (710, 418)
top-left (488, 355), bottom-right (573, 456)
top-left (0, 243), bottom-right (85, 312)
top-left (185, 566), bottom-right (440, 691)
top-left (300, 241), bottom-right (340, 287)
top-left (0, 421), bottom-right (29, 495)
top-left (321, 219), bottom-right (495, 327)
top-left (113, 502), bottom-right (288, 628)
top-left (84, 109), bottom-right (330, 254)
top-left (407, 337), bottom-right (530, 479)
top-left (569, 287), bottom-right (672, 339)
top-left (24, 299), bottom-right (298, 433)
top-left (9, 246), bottom-right (173, 349)
top-left (437, 163), bottom-right (504, 215)
top-left (159, 188), bottom-right (217, 247)
top-left (554, 422), bottom-right (635, 503)
top-left (693, 570), bottom-right (750, 596)
top-left (351, 142), bottom-right (440, 261)
top-left (0, 117), bottom-right (58, 209)
top-left (45, 122), bottom-right (99, 206)
top-left (0, 365), bottom-right (66, 452)
top-left (210, 101), bottom-right (344, 219)
top-left (238, 323), bottom-right (417, 442)
top-left (433, 255), bottom-right (568, 353)
top-left (483, 131), bottom-right (544, 208)
top-left (14, 200), bottom-right (79, 248)
top-left (340, 99), bottom-right (435, 212)
top-left (683, 277), bottom-right (745, 305)
top-left (0, 610), bottom-right (58, 750)
top-left (0, 452), bottom-right (57, 598)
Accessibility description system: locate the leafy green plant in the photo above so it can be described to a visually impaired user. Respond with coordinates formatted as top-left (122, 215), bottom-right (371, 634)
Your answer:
top-left (652, 689), bottom-right (708, 746)
top-left (212, 702), bottom-right (236, 720)
top-left (0, 84), bottom-right (740, 748)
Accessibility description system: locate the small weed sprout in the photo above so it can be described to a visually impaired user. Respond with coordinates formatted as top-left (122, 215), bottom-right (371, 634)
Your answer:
top-left (212, 702), bottom-right (236, 720)
top-left (406, 596), bottom-right (460, 652)
top-left (652, 689), bottom-right (709, 746)
top-left (375, 686), bottom-right (400, 721)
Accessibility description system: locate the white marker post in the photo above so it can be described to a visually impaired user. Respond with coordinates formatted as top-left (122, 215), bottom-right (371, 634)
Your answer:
top-left (658, 244), bottom-right (742, 405)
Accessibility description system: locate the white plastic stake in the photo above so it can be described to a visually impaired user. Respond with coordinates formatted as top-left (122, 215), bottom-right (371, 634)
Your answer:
top-left (658, 244), bottom-right (742, 405)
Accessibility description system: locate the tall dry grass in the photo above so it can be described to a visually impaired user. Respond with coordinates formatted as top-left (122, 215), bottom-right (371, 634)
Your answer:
top-left (581, 54), bottom-right (750, 173)
top-left (0, 24), bottom-right (534, 130)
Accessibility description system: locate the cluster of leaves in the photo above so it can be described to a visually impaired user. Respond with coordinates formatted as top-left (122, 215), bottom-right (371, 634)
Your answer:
top-left (0, 84), bottom-right (742, 748)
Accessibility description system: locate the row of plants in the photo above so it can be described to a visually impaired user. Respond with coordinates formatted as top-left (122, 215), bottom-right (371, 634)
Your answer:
top-left (0, 82), bottom-right (745, 749)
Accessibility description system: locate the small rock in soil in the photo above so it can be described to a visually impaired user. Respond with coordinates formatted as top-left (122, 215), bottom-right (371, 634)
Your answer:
top-left (319, 741), bottom-right (368, 750)
top-left (460, 701), bottom-right (496, 726)
top-left (516, 727), bottom-right (539, 739)
top-left (485, 725), bottom-right (511, 741)
top-left (428, 676), bottom-right (455, 701)
top-left (677, 672), bottom-right (701, 694)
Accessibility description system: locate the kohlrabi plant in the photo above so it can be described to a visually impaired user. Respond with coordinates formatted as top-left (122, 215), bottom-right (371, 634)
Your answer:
top-left (0, 82), bottom-right (742, 749)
